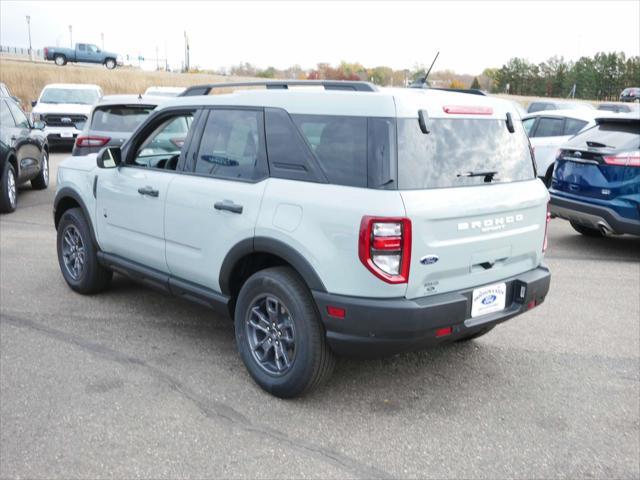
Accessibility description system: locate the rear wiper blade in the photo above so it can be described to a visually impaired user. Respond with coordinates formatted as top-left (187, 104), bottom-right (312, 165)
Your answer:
top-left (586, 141), bottom-right (615, 149)
top-left (457, 170), bottom-right (498, 182)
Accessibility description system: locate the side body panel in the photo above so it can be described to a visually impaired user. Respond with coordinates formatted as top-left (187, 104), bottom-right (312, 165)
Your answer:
top-left (255, 178), bottom-right (408, 298)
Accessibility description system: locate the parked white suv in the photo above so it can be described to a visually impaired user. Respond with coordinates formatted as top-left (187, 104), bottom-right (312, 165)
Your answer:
top-left (53, 80), bottom-right (551, 397)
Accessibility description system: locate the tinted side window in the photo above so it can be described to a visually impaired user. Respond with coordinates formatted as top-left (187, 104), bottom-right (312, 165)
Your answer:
top-left (131, 112), bottom-right (194, 170)
top-left (564, 118), bottom-right (588, 136)
top-left (0, 100), bottom-right (16, 127)
top-left (522, 117), bottom-right (536, 135)
top-left (534, 117), bottom-right (564, 137)
top-left (78, 44), bottom-right (86, 51)
top-left (292, 114), bottom-right (367, 187)
top-left (6, 101), bottom-right (30, 128)
top-left (195, 109), bottom-right (267, 181)
top-left (264, 108), bottom-right (325, 183)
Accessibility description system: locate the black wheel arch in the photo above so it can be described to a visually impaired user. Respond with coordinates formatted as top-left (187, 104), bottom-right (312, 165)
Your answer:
top-left (53, 187), bottom-right (98, 246)
top-left (219, 237), bottom-right (327, 310)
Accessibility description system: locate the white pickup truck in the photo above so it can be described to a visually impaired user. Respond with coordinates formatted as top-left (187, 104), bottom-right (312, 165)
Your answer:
top-left (31, 83), bottom-right (102, 146)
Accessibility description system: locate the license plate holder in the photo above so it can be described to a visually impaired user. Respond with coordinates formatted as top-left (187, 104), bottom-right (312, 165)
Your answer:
top-left (471, 282), bottom-right (506, 318)
top-left (60, 131), bottom-right (73, 138)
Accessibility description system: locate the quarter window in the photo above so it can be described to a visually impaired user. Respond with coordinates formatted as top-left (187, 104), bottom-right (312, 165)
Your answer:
top-left (194, 109), bottom-right (267, 181)
top-left (522, 117), bottom-right (536, 135)
top-left (6, 101), bottom-right (30, 128)
top-left (292, 114), bottom-right (367, 187)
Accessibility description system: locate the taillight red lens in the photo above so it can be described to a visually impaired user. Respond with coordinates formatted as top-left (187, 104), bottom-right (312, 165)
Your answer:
top-left (75, 136), bottom-right (110, 147)
top-left (359, 216), bottom-right (411, 284)
top-left (443, 105), bottom-right (493, 115)
top-left (543, 203), bottom-right (551, 253)
top-left (603, 151), bottom-right (640, 167)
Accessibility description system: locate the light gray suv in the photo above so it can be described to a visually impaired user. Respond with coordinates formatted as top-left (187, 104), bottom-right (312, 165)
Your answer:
top-left (53, 80), bottom-right (551, 397)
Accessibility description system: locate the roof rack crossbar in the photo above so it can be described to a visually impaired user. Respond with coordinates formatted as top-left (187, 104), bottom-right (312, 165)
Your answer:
top-left (179, 80), bottom-right (378, 96)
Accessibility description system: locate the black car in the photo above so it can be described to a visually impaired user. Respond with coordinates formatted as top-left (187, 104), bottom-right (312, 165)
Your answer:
top-left (0, 96), bottom-right (49, 213)
top-left (620, 87), bottom-right (640, 103)
top-left (597, 102), bottom-right (640, 114)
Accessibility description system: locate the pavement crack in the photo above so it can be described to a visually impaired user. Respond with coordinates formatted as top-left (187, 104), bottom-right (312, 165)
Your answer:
top-left (0, 312), bottom-right (393, 480)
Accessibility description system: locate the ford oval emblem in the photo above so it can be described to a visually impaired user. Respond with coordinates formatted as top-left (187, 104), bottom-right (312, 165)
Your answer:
top-left (482, 295), bottom-right (497, 305)
top-left (420, 255), bottom-right (439, 265)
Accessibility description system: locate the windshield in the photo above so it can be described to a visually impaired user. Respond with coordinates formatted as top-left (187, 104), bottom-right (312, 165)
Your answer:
top-left (145, 91), bottom-right (179, 97)
top-left (398, 118), bottom-right (535, 189)
top-left (91, 105), bottom-right (155, 132)
top-left (40, 88), bottom-right (100, 105)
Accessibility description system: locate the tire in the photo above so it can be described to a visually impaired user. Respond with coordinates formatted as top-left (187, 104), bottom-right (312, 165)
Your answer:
top-left (104, 58), bottom-right (116, 70)
top-left (0, 161), bottom-right (17, 213)
top-left (234, 267), bottom-right (335, 398)
top-left (456, 325), bottom-right (495, 342)
top-left (57, 208), bottom-right (112, 294)
top-left (570, 221), bottom-right (604, 237)
top-left (54, 54), bottom-right (66, 66)
top-left (31, 150), bottom-right (49, 190)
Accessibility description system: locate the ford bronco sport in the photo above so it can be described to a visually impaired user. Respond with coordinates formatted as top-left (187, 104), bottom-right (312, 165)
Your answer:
top-left (54, 80), bottom-right (551, 397)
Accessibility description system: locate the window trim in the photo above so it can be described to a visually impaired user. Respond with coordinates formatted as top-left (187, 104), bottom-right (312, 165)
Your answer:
top-left (186, 105), bottom-right (270, 184)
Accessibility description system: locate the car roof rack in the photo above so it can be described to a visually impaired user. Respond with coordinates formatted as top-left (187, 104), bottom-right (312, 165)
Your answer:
top-left (179, 80), bottom-right (378, 96)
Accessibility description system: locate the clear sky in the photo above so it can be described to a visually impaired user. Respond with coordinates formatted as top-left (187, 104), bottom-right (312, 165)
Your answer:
top-left (1, 0), bottom-right (638, 73)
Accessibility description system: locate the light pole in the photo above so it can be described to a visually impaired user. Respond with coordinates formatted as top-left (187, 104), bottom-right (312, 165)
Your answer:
top-left (101, 32), bottom-right (104, 50)
top-left (68, 25), bottom-right (72, 47)
top-left (26, 15), bottom-right (33, 61)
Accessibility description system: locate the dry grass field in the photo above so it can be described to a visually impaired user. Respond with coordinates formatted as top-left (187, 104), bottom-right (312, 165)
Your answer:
top-left (0, 58), bottom-right (258, 108)
top-left (0, 57), bottom-right (603, 111)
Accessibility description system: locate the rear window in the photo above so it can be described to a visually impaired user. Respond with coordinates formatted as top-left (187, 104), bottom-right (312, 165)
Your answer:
top-left (397, 118), bottom-right (535, 189)
top-left (91, 105), bottom-right (155, 132)
top-left (565, 122), bottom-right (640, 151)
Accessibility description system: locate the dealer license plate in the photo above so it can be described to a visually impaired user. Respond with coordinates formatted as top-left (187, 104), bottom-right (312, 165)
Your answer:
top-left (471, 282), bottom-right (506, 318)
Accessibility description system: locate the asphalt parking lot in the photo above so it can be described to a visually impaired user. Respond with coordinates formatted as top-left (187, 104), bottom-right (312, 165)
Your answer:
top-left (1, 152), bottom-right (639, 479)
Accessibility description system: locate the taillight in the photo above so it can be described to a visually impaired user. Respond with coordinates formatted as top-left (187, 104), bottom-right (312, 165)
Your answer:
top-left (75, 136), bottom-right (110, 147)
top-left (603, 150), bottom-right (640, 167)
top-left (359, 216), bottom-right (411, 284)
top-left (443, 105), bottom-right (493, 115)
top-left (543, 203), bottom-right (551, 253)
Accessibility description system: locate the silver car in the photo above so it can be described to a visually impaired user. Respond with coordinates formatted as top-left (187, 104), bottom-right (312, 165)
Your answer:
top-left (71, 95), bottom-right (166, 156)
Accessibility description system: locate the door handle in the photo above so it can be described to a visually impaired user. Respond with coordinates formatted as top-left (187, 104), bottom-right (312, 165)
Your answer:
top-left (10, 135), bottom-right (17, 142)
top-left (214, 200), bottom-right (243, 214)
top-left (138, 186), bottom-right (159, 197)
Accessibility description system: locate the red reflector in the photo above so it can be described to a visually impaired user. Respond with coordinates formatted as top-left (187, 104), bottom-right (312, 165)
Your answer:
top-left (443, 105), bottom-right (493, 115)
top-left (435, 327), bottom-right (452, 338)
top-left (326, 306), bottom-right (345, 319)
top-left (527, 300), bottom-right (536, 310)
top-left (372, 236), bottom-right (402, 250)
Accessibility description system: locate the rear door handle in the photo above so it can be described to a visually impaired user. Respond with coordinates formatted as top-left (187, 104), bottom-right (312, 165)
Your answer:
top-left (138, 186), bottom-right (159, 197)
top-left (214, 200), bottom-right (243, 214)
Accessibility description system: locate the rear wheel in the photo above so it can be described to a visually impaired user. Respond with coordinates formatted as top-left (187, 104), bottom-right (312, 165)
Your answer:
top-left (234, 267), bottom-right (335, 398)
top-left (57, 208), bottom-right (112, 294)
top-left (31, 150), bottom-right (49, 190)
top-left (104, 58), bottom-right (116, 70)
top-left (570, 221), bottom-right (604, 237)
top-left (0, 161), bottom-right (17, 213)
top-left (54, 54), bottom-right (66, 66)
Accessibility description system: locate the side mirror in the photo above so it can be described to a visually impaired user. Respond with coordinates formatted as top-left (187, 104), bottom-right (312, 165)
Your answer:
top-left (33, 120), bottom-right (45, 130)
top-left (31, 100), bottom-right (37, 108)
top-left (97, 146), bottom-right (121, 168)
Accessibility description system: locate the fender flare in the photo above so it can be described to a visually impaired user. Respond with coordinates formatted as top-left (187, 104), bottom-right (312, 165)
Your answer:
top-left (53, 187), bottom-right (98, 246)
top-left (219, 236), bottom-right (327, 295)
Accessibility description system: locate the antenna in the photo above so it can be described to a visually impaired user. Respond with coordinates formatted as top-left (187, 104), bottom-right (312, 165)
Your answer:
top-left (423, 51), bottom-right (440, 84)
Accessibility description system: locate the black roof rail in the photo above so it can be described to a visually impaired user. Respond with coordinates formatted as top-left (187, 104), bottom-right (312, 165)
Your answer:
top-left (179, 80), bottom-right (378, 96)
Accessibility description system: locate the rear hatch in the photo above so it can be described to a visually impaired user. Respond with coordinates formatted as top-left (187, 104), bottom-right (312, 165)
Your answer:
top-left (552, 118), bottom-right (640, 217)
top-left (397, 113), bottom-right (548, 300)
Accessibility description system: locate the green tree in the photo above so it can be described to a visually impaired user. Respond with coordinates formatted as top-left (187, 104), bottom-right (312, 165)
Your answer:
top-left (470, 77), bottom-right (481, 89)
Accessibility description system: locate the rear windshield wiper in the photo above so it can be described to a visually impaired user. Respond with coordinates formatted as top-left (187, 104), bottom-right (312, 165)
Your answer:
top-left (457, 171), bottom-right (498, 182)
top-left (586, 141), bottom-right (615, 149)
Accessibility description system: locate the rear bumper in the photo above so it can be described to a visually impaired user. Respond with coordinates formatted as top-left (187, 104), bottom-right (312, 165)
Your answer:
top-left (550, 194), bottom-right (640, 236)
top-left (312, 266), bottom-right (551, 357)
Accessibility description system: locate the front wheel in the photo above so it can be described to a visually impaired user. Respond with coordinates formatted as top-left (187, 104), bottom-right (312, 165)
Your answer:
top-left (104, 58), bottom-right (116, 70)
top-left (570, 221), bottom-right (604, 237)
top-left (31, 150), bottom-right (49, 190)
top-left (57, 208), bottom-right (112, 294)
top-left (0, 161), bottom-right (17, 213)
top-left (234, 267), bottom-right (335, 398)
